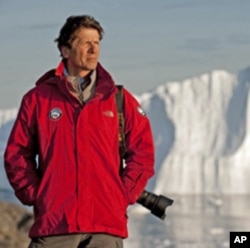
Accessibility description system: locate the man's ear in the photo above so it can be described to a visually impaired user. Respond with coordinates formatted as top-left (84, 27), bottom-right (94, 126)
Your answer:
top-left (61, 46), bottom-right (70, 58)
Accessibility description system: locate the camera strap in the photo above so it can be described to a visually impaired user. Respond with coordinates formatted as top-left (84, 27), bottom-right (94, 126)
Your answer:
top-left (115, 86), bottom-right (174, 215)
top-left (115, 85), bottom-right (126, 173)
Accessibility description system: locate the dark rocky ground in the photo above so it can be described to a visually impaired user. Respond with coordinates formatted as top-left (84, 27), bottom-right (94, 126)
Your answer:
top-left (0, 200), bottom-right (33, 248)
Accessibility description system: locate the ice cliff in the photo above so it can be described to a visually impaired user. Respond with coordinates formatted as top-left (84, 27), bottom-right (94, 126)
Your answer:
top-left (139, 67), bottom-right (250, 194)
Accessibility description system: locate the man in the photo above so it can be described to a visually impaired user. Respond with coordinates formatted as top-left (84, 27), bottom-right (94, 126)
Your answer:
top-left (4, 15), bottom-right (155, 248)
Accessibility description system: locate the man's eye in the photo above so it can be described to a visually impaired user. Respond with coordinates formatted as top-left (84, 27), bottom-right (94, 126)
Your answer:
top-left (79, 40), bottom-right (99, 46)
top-left (79, 40), bottom-right (88, 46)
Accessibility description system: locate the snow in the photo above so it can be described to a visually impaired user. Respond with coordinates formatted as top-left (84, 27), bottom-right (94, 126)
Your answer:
top-left (0, 108), bottom-right (17, 154)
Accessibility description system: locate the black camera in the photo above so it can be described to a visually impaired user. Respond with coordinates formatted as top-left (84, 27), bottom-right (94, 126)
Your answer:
top-left (136, 190), bottom-right (174, 220)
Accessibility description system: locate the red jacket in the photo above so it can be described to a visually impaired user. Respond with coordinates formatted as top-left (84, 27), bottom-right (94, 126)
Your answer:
top-left (4, 62), bottom-right (154, 238)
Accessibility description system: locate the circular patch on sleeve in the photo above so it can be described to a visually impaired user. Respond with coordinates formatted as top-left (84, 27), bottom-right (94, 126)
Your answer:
top-left (137, 106), bottom-right (147, 116)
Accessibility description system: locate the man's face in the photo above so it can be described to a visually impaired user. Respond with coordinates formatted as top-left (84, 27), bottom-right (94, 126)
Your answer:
top-left (61, 27), bottom-right (100, 77)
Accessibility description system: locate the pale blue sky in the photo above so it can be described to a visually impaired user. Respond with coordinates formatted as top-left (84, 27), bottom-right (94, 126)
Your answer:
top-left (1, 0), bottom-right (250, 108)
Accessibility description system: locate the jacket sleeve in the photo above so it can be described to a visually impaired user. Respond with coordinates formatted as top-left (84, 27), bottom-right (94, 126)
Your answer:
top-left (4, 93), bottom-right (40, 206)
top-left (121, 89), bottom-right (155, 204)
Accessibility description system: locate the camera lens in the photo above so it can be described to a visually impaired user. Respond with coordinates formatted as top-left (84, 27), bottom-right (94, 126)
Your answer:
top-left (137, 190), bottom-right (174, 220)
top-left (150, 194), bottom-right (174, 219)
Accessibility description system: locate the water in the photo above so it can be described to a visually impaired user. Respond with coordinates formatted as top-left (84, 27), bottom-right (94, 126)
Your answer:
top-left (125, 194), bottom-right (250, 248)
top-left (0, 188), bottom-right (17, 203)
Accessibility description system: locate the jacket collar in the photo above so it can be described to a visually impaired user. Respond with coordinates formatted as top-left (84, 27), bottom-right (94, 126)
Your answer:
top-left (35, 60), bottom-right (118, 99)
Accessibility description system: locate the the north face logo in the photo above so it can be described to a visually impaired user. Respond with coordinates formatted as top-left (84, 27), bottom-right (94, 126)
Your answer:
top-left (103, 110), bottom-right (114, 117)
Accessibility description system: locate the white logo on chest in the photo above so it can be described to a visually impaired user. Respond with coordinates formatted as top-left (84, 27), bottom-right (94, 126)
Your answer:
top-left (49, 108), bottom-right (62, 120)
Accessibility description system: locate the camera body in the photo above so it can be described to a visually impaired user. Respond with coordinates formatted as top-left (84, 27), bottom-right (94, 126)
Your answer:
top-left (136, 190), bottom-right (174, 220)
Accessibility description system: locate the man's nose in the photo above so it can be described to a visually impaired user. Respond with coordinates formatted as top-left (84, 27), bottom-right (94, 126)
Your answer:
top-left (88, 42), bottom-right (98, 53)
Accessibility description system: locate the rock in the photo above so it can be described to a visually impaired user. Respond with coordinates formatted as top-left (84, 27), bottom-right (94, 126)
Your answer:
top-left (0, 200), bottom-right (33, 248)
